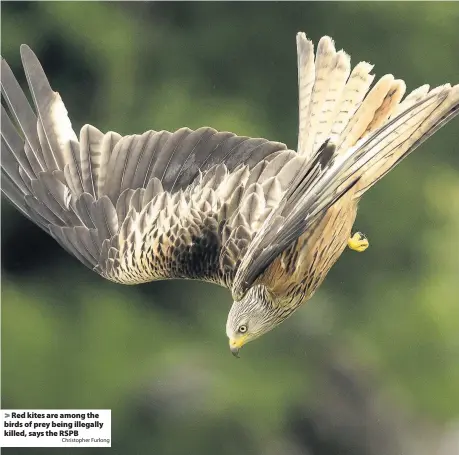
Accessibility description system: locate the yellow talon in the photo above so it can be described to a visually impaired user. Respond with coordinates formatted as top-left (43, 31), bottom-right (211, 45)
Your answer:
top-left (348, 232), bottom-right (369, 252)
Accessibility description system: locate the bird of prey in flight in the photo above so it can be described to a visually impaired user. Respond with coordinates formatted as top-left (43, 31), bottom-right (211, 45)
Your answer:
top-left (1, 33), bottom-right (458, 357)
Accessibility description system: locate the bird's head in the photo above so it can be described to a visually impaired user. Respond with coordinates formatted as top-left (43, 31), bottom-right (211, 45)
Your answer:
top-left (226, 285), bottom-right (287, 357)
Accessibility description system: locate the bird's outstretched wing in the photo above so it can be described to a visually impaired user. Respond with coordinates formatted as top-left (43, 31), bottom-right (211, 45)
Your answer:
top-left (2, 38), bottom-right (458, 298)
top-left (1, 45), bottom-right (311, 288)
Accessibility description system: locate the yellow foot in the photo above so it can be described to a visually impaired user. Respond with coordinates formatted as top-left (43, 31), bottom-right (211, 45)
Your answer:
top-left (348, 232), bottom-right (369, 252)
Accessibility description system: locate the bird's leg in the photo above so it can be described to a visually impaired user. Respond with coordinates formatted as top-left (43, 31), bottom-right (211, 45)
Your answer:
top-left (347, 232), bottom-right (369, 252)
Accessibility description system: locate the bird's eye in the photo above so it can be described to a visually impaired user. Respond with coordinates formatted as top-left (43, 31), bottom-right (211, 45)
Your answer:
top-left (238, 325), bottom-right (247, 334)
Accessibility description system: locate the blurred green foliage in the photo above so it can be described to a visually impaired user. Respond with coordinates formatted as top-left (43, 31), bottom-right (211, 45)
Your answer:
top-left (1, 3), bottom-right (458, 454)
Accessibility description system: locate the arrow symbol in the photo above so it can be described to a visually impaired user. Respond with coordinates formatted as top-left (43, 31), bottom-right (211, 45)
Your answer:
top-left (5, 413), bottom-right (10, 418)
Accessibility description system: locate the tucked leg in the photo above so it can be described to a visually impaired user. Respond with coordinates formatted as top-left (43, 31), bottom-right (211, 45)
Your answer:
top-left (348, 232), bottom-right (369, 252)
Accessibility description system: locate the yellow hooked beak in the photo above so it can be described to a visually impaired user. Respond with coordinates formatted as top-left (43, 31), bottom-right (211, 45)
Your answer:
top-left (229, 335), bottom-right (247, 358)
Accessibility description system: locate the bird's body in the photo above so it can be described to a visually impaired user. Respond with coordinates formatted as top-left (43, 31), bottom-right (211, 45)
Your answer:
top-left (1, 33), bottom-right (458, 355)
top-left (102, 141), bottom-right (357, 296)
top-left (265, 193), bottom-right (357, 305)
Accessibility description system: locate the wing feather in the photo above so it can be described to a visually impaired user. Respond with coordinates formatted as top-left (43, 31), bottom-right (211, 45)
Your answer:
top-left (1, 169), bottom-right (33, 220)
top-left (20, 44), bottom-right (77, 171)
top-left (79, 124), bottom-right (104, 196)
top-left (96, 131), bottom-right (122, 198)
top-left (1, 105), bottom-right (36, 180)
top-left (124, 130), bottom-right (156, 191)
top-left (1, 138), bottom-right (30, 196)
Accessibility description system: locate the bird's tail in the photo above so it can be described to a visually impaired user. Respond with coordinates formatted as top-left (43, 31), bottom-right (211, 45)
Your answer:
top-left (296, 33), bottom-right (459, 199)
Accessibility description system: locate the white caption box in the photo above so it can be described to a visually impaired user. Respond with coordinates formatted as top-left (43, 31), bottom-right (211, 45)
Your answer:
top-left (0, 409), bottom-right (111, 447)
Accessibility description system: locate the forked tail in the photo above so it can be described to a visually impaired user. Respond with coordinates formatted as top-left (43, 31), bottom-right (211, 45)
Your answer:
top-left (296, 33), bottom-right (459, 199)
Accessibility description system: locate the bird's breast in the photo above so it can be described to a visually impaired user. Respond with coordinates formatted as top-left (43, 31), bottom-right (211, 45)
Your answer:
top-left (263, 195), bottom-right (358, 305)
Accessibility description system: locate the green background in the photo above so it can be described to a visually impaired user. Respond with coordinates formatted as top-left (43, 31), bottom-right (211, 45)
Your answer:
top-left (1, 2), bottom-right (458, 454)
